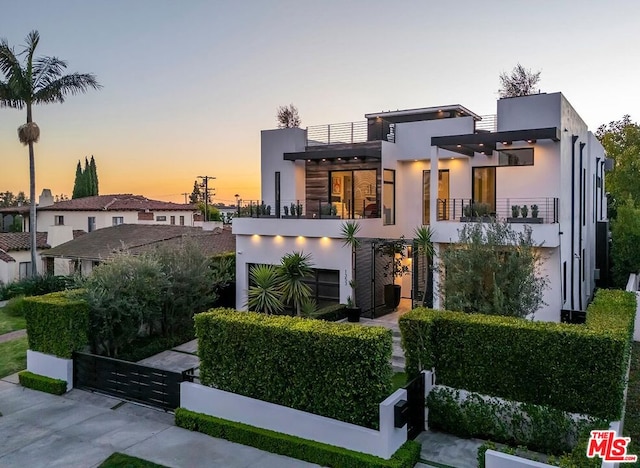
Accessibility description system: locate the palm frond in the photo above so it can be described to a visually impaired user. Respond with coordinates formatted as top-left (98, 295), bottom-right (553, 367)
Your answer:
top-left (414, 225), bottom-right (435, 257)
top-left (33, 72), bottom-right (101, 104)
top-left (340, 221), bottom-right (361, 248)
top-left (246, 264), bottom-right (283, 314)
top-left (32, 56), bottom-right (67, 89)
top-left (278, 252), bottom-right (314, 313)
top-left (0, 39), bottom-right (29, 105)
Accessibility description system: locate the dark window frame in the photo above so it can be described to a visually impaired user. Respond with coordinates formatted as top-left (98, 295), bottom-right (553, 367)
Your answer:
top-left (383, 169), bottom-right (395, 225)
top-left (471, 166), bottom-right (497, 212)
top-left (498, 147), bottom-right (534, 166)
top-left (54, 215), bottom-right (64, 226)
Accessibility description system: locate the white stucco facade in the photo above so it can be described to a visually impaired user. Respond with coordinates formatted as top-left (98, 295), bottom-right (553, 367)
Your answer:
top-left (234, 93), bottom-right (608, 321)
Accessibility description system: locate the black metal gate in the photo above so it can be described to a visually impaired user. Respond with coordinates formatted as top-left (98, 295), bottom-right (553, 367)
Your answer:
top-left (404, 372), bottom-right (426, 439)
top-left (74, 352), bottom-right (191, 410)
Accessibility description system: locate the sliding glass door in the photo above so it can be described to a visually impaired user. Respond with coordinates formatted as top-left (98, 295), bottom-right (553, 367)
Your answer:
top-left (472, 167), bottom-right (496, 213)
top-left (423, 170), bottom-right (450, 223)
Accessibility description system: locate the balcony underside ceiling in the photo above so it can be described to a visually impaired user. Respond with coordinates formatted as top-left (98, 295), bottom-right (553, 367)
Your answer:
top-left (284, 141), bottom-right (382, 161)
top-left (431, 127), bottom-right (560, 157)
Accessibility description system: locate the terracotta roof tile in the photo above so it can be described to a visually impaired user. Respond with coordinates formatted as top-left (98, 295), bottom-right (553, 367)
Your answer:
top-left (0, 232), bottom-right (49, 252)
top-left (43, 224), bottom-right (235, 261)
top-left (0, 250), bottom-right (15, 263)
top-left (38, 195), bottom-right (196, 212)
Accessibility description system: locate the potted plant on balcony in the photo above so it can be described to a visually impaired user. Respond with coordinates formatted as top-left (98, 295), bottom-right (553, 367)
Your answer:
top-left (521, 204), bottom-right (529, 219)
top-left (379, 238), bottom-right (409, 310)
top-left (340, 221), bottom-right (361, 321)
top-left (461, 202), bottom-right (492, 222)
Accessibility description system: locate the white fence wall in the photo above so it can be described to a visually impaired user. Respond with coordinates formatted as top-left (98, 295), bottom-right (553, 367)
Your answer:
top-left (26, 350), bottom-right (73, 392)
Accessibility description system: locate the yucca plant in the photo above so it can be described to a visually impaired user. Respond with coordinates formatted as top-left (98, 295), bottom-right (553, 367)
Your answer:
top-left (340, 221), bottom-right (361, 308)
top-left (278, 252), bottom-right (313, 316)
top-left (0, 31), bottom-right (101, 275)
top-left (414, 225), bottom-right (435, 306)
top-left (246, 264), bottom-right (284, 315)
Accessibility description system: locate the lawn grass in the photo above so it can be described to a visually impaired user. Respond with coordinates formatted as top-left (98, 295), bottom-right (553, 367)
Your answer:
top-left (98, 452), bottom-right (168, 468)
top-left (0, 307), bottom-right (26, 335)
top-left (0, 336), bottom-right (27, 378)
top-left (624, 341), bottom-right (640, 459)
top-left (391, 371), bottom-right (407, 392)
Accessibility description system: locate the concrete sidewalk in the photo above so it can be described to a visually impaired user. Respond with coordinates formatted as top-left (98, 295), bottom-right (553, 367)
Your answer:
top-left (0, 377), bottom-right (319, 468)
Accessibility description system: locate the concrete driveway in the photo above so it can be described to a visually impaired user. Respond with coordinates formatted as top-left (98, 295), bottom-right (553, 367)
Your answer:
top-left (0, 376), bottom-right (318, 468)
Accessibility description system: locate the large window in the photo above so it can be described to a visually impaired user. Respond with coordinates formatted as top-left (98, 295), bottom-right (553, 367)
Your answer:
top-left (498, 148), bottom-right (533, 166)
top-left (329, 169), bottom-right (378, 219)
top-left (472, 167), bottom-right (496, 213)
top-left (423, 170), bottom-right (450, 223)
top-left (383, 169), bottom-right (395, 225)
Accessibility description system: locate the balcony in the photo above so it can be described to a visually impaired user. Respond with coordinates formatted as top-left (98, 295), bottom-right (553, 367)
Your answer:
top-left (235, 199), bottom-right (381, 220)
top-left (306, 120), bottom-right (395, 147)
top-left (437, 198), bottom-right (559, 224)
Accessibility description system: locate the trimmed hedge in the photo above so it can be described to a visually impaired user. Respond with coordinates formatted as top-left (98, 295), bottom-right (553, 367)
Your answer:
top-left (18, 371), bottom-right (67, 395)
top-left (175, 408), bottom-right (421, 468)
top-left (24, 291), bottom-right (89, 358)
top-left (427, 386), bottom-right (606, 455)
top-left (195, 309), bottom-right (392, 428)
top-left (310, 303), bottom-right (347, 321)
top-left (400, 289), bottom-right (636, 420)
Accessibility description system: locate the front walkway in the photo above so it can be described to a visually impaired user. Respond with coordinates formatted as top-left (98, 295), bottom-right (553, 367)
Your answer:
top-left (0, 375), bottom-right (318, 467)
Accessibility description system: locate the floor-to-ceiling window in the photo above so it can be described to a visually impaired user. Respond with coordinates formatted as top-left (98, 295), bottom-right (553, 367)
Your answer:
top-left (383, 169), bottom-right (395, 225)
top-left (472, 167), bottom-right (496, 213)
top-left (423, 170), bottom-right (450, 223)
top-left (329, 169), bottom-right (378, 218)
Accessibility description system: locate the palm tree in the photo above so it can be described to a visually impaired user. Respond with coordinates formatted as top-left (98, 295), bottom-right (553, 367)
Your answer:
top-left (278, 252), bottom-right (313, 316)
top-left (0, 31), bottom-right (100, 276)
top-left (246, 264), bottom-right (284, 315)
top-left (414, 225), bottom-right (435, 307)
top-left (340, 221), bottom-right (361, 307)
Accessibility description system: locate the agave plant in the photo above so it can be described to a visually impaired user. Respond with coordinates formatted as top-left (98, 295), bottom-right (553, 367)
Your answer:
top-left (278, 252), bottom-right (313, 316)
top-left (246, 264), bottom-right (284, 315)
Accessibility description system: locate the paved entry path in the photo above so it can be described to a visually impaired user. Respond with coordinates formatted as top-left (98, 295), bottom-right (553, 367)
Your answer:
top-left (0, 375), bottom-right (319, 468)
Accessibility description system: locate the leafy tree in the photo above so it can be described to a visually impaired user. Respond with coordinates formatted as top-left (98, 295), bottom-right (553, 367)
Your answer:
top-left (276, 103), bottom-right (301, 128)
top-left (596, 115), bottom-right (640, 218)
top-left (247, 264), bottom-right (284, 314)
top-left (278, 251), bottom-right (313, 316)
top-left (189, 180), bottom-right (202, 204)
top-left (0, 190), bottom-right (28, 207)
top-left (498, 63), bottom-right (541, 98)
top-left (71, 161), bottom-right (83, 198)
top-left (440, 221), bottom-right (548, 318)
top-left (84, 253), bottom-right (168, 357)
top-left (610, 199), bottom-right (640, 288)
top-left (197, 202), bottom-right (221, 221)
top-left (0, 30), bottom-right (100, 275)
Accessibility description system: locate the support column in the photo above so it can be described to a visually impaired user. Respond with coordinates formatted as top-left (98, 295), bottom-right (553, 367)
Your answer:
top-left (430, 147), bottom-right (439, 225)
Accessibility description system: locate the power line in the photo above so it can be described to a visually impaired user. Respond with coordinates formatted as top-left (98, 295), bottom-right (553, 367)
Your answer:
top-left (196, 175), bottom-right (216, 222)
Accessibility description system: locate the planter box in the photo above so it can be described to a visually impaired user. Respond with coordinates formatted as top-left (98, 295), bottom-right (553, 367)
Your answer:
top-left (460, 216), bottom-right (495, 222)
top-left (507, 217), bottom-right (544, 224)
top-left (26, 350), bottom-right (73, 392)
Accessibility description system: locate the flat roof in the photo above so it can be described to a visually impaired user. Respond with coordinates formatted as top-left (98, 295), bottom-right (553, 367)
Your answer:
top-left (365, 104), bottom-right (482, 122)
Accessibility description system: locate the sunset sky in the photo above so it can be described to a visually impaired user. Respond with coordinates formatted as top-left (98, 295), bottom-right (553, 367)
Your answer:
top-left (1, 0), bottom-right (639, 204)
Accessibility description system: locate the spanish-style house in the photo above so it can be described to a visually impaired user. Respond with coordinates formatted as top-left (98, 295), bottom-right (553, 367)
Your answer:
top-left (233, 92), bottom-right (611, 322)
top-left (0, 232), bottom-right (50, 284)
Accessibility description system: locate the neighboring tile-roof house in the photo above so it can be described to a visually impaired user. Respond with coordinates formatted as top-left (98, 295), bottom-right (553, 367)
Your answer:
top-left (42, 224), bottom-right (235, 261)
top-left (0, 232), bottom-right (50, 263)
top-left (38, 194), bottom-right (196, 212)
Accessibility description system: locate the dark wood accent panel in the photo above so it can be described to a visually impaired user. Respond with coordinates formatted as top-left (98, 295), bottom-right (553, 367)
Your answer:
top-left (305, 160), bottom-right (381, 217)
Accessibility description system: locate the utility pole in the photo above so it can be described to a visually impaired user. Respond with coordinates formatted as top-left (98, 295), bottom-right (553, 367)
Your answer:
top-left (197, 175), bottom-right (216, 222)
top-left (181, 192), bottom-right (189, 204)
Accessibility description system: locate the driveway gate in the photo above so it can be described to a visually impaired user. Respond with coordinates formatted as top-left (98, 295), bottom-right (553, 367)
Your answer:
top-left (74, 352), bottom-right (192, 410)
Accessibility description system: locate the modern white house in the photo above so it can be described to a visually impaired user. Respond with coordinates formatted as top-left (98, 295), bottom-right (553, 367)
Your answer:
top-left (233, 92), bottom-right (611, 322)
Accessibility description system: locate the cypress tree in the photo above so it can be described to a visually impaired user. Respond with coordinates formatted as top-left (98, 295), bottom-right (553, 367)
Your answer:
top-left (89, 155), bottom-right (99, 195)
top-left (71, 160), bottom-right (83, 198)
top-left (84, 157), bottom-right (94, 197)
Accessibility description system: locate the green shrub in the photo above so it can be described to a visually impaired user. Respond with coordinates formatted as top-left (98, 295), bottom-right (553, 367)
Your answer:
top-left (195, 309), bottom-right (392, 428)
top-left (98, 452), bottom-right (168, 468)
top-left (18, 371), bottom-right (67, 395)
top-left (400, 289), bottom-right (636, 420)
top-left (24, 291), bottom-right (89, 358)
top-left (310, 303), bottom-right (347, 321)
top-left (2, 296), bottom-right (26, 317)
top-left (0, 274), bottom-right (75, 300)
top-left (175, 408), bottom-right (420, 468)
top-left (427, 386), bottom-right (607, 455)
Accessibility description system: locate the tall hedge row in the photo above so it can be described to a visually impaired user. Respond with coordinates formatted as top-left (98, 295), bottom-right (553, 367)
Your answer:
top-left (195, 309), bottom-right (393, 429)
top-left (399, 289), bottom-right (636, 420)
top-left (24, 291), bottom-right (89, 358)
